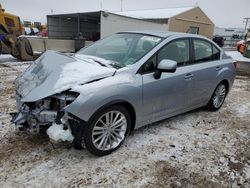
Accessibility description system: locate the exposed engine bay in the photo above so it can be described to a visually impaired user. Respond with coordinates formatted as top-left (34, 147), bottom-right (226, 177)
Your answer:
top-left (11, 91), bottom-right (80, 140)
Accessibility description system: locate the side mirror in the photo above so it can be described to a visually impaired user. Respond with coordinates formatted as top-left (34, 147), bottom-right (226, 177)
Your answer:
top-left (154, 59), bottom-right (177, 79)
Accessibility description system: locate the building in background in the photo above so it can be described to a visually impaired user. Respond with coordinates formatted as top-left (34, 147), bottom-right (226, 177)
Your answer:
top-left (47, 6), bottom-right (214, 41)
top-left (115, 6), bottom-right (214, 38)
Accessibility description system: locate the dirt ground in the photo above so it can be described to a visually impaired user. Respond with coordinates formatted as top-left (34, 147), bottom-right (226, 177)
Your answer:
top-left (0, 55), bottom-right (249, 188)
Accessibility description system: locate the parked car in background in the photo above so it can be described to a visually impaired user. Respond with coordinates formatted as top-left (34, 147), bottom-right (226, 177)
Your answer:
top-left (236, 39), bottom-right (250, 58)
top-left (245, 40), bottom-right (250, 58)
top-left (37, 28), bottom-right (48, 37)
top-left (212, 35), bottom-right (225, 47)
top-left (236, 39), bottom-right (246, 54)
top-left (11, 31), bottom-right (236, 156)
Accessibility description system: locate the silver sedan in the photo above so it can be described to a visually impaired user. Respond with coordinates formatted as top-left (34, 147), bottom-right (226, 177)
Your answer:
top-left (12, 31), bottom-right (236, 156)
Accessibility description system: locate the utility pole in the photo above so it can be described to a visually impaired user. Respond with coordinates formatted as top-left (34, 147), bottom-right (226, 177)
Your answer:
top-left (243, 17), bottom-right (250, 32)
top-left (100, 0), bottom-right (103, 10)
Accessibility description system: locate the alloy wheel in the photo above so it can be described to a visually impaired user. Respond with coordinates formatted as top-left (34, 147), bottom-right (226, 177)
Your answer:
top-left (212, 84), bottom-right (226, 108)
top-left (91, 111), bottom-right (127, 151)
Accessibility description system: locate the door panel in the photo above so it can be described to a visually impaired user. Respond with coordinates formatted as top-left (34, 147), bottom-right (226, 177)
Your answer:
top-left (185, 61), bottom-right (220, 106)
top-left (188, 39), bottom-right (222, 106)
top-left (142, 67), bottom-right (192, 123)
top-left (141, 38), bottom-right (193, 123)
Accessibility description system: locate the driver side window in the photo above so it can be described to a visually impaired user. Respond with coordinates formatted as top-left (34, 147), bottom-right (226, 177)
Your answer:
top-left (141, 39), bottom-right (190, 74)
top-left (158, 39), bottom-right (190, 66)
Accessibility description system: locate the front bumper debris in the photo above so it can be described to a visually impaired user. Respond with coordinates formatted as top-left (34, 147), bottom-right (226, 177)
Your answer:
top-left (46, 123), bottom-right (74, 143)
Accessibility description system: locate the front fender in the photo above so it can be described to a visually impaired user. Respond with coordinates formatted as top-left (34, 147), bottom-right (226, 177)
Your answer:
top-left (64, 73), bottom-right (142, 123)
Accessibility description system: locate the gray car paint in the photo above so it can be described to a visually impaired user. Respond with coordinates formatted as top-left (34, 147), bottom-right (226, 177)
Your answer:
top-left (65, 33), bottom-right (235, 129)
top-left (14, 31), bottom-right (236, 130)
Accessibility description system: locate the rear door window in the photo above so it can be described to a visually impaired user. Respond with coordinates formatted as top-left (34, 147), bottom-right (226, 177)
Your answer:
top-left (193, 39), bottom-right (220, 63)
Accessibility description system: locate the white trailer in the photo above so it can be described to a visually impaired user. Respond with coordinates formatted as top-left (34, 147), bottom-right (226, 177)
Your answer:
top-left (47, 11), bottom-right (167, 41)
top-left (28, 11), bottom-right (168, 53)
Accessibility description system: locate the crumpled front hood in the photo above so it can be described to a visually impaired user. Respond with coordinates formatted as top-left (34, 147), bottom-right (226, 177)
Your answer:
top-left (15, 50), bottom-right (116, 102)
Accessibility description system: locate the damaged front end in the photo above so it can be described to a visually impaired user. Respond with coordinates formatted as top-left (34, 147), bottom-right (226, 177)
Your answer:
top-left (10, 50), bottom-right (116, 143)
top-left (11, 91), bottom-right (81, 142)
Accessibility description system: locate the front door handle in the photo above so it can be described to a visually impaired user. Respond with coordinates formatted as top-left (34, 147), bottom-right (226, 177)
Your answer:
top-left (184, 73), bottom-right (193, 80)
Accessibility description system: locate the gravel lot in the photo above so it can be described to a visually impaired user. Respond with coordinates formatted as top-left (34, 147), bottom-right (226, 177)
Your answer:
top-left (0, 55), bottom-right (249, 188)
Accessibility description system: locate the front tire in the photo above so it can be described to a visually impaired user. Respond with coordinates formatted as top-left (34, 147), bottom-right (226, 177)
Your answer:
top-left (79, 105), bottom-right (131, 156)
top-left (207, 82), bottom-right (227, 111)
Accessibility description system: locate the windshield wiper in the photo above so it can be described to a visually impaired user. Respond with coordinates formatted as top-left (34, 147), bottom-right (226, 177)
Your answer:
top-left (91, 59), bottom-right (107, 67)
top-left (74, 55), bottom-right (108, 67)
top-left (91, 58), bottom-right (122, 69)
top-left (74, 54), bottom-right (122, 68)
top-left (92, 58), bottom-right (123, 69)
top-left (109, 62), bottom-right (123, 69)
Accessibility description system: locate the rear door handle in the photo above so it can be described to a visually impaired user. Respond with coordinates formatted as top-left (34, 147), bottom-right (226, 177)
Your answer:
top-left (215, 66), bottom-right (222, 71)
top-left (184, 73), bottom-right (193, 80)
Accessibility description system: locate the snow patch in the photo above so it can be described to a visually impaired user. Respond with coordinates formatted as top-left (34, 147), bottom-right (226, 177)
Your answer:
top-left (114, 6), bottom-right (195, 19)
top-left (235, 103), bottom-right (250, 117)
top-left (244, 163), bottom-right (250, 179)
top-left (46, 123), bottom-right (74, 142)
top-left (53, 60), bottom-right (116, 93)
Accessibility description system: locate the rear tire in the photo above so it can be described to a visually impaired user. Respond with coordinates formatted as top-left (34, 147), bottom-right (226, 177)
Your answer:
top-left (74, 105), bottom-right (131, 156)
top-left (207, 82), bottom-right (227, 111)
top-left (12, 37), bottom-right (33, 60)
top-left (22, 37), bottom-right (33, 56)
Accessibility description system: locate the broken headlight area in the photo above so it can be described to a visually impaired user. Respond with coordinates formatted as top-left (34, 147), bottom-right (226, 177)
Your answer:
top-left (11, 91), bottom-right (80, 138)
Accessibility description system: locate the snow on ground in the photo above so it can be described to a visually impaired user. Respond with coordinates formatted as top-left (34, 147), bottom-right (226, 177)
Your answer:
top-left (0, 56), bottom-right (249, 187)
top-left (225, 51), bottom-right (250, 63)
top-left (0, 54), bottom-right (20, 63)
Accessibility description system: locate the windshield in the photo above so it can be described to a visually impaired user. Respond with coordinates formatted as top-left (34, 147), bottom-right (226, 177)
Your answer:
top-left (77, 33), bottom-right (162, 68)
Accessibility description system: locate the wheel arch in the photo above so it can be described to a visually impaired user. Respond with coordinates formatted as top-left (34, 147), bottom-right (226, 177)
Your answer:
top-left (90, 99), bottom-right (136, 132)
top-left (219, 79), bottom-right (230, 94)
top-left (207, 79), bottom-right (229, 111)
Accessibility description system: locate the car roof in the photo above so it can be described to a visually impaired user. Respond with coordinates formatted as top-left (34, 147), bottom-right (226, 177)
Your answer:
top-left (117, 30), bottom-right (207, 39)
